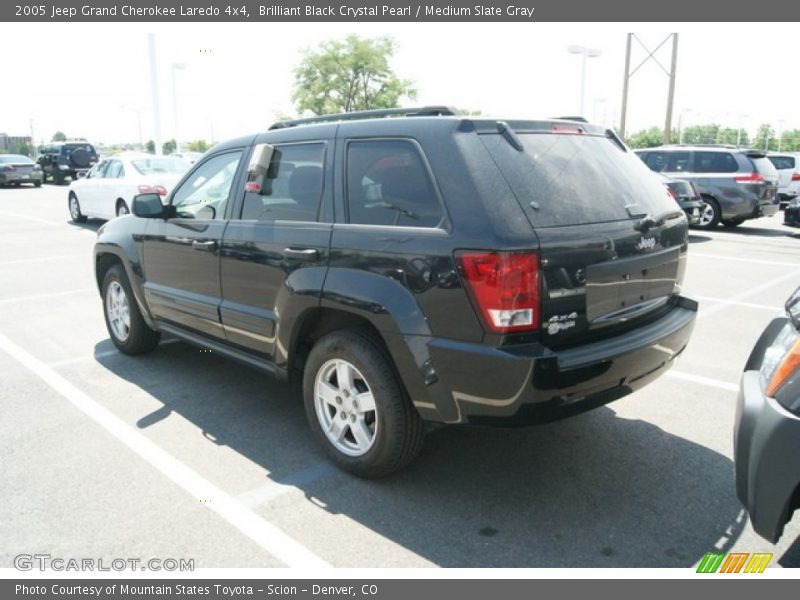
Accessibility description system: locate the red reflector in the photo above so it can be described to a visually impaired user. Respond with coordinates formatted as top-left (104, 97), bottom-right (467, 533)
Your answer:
top-left (792, 173), bottom-right (800, 181)
top-left (154, 185), bottom-right (167, 196)
top-left (551, 124), bottom-right (585, 135)
top-left (734, 172), bottom-right (765, 183)
top-left (664, 184), bottom-right (678, 200)
top-left (245, 181), bottom-right (261, 193)
top-left (456, 251), bottom-right (540, 333)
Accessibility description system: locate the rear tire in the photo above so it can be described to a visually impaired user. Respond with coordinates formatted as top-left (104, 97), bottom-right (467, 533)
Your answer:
top-left (68, 192), bottom-right (87, 223)
top-left (116, 200), bottom-right (129, 217)
top-left (102, 264), bottom-right (160, 355)
top-left (695, 197), bottom-right (721, 229)
top-left (303, 329), bottom-right (424, 478)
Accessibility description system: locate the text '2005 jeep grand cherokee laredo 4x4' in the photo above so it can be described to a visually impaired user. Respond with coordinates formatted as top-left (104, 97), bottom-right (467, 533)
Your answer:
top-left (93, 107), bottom-right (698, 477)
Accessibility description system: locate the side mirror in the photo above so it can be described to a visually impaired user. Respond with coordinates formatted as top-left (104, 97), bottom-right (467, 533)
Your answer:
top-left (132, 193), bottom-right (165, 218)
top-left (77, 171), bottom-right (88, 179)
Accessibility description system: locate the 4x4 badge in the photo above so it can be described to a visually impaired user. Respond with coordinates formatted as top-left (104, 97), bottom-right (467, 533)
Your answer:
top-left (548, 312), bottom-right (578, 335)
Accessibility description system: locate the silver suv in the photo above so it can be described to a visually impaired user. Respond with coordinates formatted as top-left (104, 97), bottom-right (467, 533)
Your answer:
top-left (635, 146), bottom-right (779, 229)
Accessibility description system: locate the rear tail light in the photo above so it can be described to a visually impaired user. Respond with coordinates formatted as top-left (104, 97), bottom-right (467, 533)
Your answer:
top-left (734, 172), bottom-right (765, 184)
top-left (664, 184), bottom-right (678, 200)
top-left (792, 173), bottom-right (800, 181)
top-left (456, 251), bottom-right (540, 333)
top-left (138, 185), bottom-right (168, 196)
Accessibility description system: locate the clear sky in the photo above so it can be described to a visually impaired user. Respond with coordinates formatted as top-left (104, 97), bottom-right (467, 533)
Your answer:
top-left (0, 21), bottom-right (795, 146)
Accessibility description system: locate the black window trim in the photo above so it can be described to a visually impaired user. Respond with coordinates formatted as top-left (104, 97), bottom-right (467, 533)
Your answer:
top-left (232, 139), bottom-right (329, 224)
top-left (341, 136), bottom-right (451, 232)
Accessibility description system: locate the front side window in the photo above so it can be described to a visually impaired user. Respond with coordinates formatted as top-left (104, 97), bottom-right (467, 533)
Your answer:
top-left (240, 143), bottom-right (324, 222)
top-left (171, 151), bottom-right (242, 220)
top-left (345, 139), bottom-right (443, 228)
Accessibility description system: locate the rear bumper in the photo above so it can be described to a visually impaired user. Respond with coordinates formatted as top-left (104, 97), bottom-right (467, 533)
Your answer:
top-left (0, 172), bottom-right (42, 184)
top-left (734, 323), bottom-right (800, 542)
top-left (424, 296), bottom-right (697, 426)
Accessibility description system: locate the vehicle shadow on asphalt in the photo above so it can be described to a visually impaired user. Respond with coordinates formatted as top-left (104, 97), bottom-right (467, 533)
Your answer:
top-left (94, 339), bottom-right (748, 568)
top-left (65, 219), bottom-right (103, 234)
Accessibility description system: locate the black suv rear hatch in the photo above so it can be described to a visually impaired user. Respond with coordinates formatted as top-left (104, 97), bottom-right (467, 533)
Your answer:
top-left (481, 122), bottom-right (689, 349)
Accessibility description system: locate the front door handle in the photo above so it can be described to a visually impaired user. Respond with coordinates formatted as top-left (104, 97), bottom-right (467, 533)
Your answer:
top-left (192, 240), bottom-right (217, 252)
top-left (283, 247), bottom-right (319, 261)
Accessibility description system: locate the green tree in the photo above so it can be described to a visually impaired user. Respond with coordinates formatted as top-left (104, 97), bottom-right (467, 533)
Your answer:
top-left (680, 124), bottom-right (721, 145)
top-left (626, 127), bottom-right (665, 149)
top-left (145, 140), bottom-right (156, 154)
top-left (162, 139), bottom-right (177, 155)
top-left (187, 139), bottom-right (210, 152)
top-left (52, 131), bottom-right (67, 141)
top-left (716, 127), bottom-right (749, 146)
top-left (293, 35), bottom-right (416, 115)
top-left (752, 124), bottom-right (775, 152)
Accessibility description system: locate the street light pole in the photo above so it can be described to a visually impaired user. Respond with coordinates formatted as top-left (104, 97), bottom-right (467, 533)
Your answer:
top-left (171, 62), bottom-right (186, 154)
top-left (568, 45), bottom-right (602, 117)
top-left (147, 33), bottom-right (162, 156)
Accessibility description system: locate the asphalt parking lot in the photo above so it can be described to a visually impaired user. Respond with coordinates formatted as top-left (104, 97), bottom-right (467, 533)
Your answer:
top-left (1, 183), bottom-right (799, 569)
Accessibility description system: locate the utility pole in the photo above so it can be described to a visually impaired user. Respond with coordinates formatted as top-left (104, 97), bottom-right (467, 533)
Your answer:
top-left (619, 34), bottom-right (632, 139)
top-left (619, 33), bottom-right (679, 144)
top-left (147, 33), bottom-right (162, 155)
top-left (29, 118), bottom-right (36, 158)
top-left (664, 34), bottom-right (679, 144)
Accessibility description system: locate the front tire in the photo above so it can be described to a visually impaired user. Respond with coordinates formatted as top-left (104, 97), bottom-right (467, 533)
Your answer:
top-left (695, 197), bottom-right (721, 229)
top-left (303, 329), bottom-right (424, 478)
top-left (68, 192), bottom-right (87, 223)
top-left (101, 264), bottom-right (160, 355)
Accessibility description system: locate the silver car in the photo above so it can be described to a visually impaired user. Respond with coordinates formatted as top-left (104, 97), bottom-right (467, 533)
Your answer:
top-left (0, 154), bottom-right (43, 187)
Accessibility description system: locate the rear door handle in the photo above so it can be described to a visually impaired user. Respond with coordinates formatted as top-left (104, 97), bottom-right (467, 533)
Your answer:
top-left (283, 247), bottom-right (319, 261)
top-left (192, 240), bottom-right (217, 252)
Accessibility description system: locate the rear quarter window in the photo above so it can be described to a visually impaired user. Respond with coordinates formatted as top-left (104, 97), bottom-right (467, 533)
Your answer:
top-left (482, 133), bottom-right (677, 227)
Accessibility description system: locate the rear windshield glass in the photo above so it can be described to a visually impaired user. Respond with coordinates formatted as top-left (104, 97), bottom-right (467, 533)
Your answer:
top-left (751, 156), bottom-right (779, 178)
top-left (131, 157), bottom-right (190, 175)
top-left (767, 155), bottom-right (795, 170)
top-left (482, 133), bottom-right (676, 227)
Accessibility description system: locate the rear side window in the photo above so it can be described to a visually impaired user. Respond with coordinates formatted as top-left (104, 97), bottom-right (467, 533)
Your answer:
top-left (483, 133), bottom-right (677, 227)
top-left (693, 151), bottom-right (739, 173)
top-left (240, 142), bottom-right (324, 222)
top-left (345, 139), bottom-right (444, 228)
top-left (643, 151), bottom-right (691, 172)
top-left (768, 156), bottom-right (796, 170)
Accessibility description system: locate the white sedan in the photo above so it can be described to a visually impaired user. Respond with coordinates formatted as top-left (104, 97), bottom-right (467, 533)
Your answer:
top-left (67, 153), bottom-right (190, 222)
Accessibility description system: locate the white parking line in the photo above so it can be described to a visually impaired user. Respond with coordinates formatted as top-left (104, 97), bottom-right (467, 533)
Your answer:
top-left (690, 252), bottom-right (799, 267)
top-left (0, 288), bottom-right (95, 304)
top-left (695, 296), bottom-right (781, 312)
top-left (697, 268), bottom-right (800, 321)
top-left (666, 370), bottom-right (739, 392)
top-left (0, 330), bottom-right (331, 569)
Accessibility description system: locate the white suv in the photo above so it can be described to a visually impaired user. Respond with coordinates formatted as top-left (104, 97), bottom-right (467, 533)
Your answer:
top-left (767, 153), bottom-right (800, 208)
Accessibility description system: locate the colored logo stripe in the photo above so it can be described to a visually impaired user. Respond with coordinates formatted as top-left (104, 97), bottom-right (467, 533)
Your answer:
top-left (744, 553), bottom-right (773, 573)
top-left (697, 553), bottom-right (725, 573)
top-left (720, 553), bottom-right (749, 573)
top-left (696, 552), bottom-right (772, 573)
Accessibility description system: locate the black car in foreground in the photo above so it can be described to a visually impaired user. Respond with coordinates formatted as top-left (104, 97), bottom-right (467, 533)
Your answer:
top-left (93, 107), bottom-right (698, 476)
top-left (735, 287), bottom-right (800, 542)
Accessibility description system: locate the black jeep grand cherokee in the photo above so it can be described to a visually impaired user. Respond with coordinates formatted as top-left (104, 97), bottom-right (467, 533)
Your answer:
top-left (93, 107), bottom-right (697, 477)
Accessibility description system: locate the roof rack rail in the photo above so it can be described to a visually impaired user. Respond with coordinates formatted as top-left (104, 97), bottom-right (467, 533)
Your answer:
top-left (269, 106), bottom-right (459, 130)
top-left (554, 115), bottom-right (588, 123)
